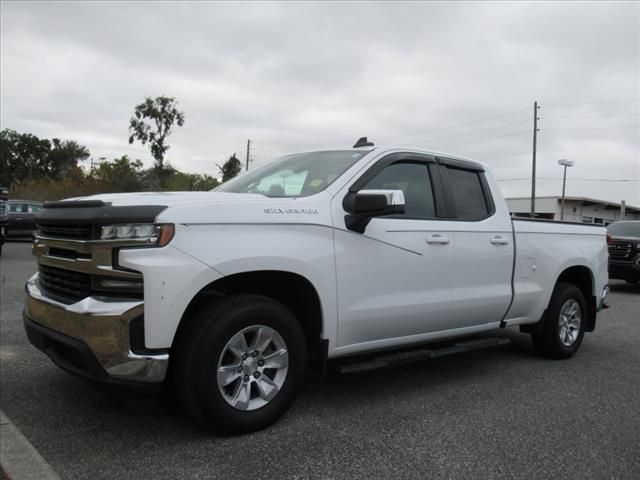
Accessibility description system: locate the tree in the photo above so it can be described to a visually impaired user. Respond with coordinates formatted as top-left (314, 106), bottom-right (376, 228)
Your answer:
top-left (91, 155), bottom-right (144, 192)
top-left (0, 129), bottom-right (51, 187)
top-left (164, 171), bottom-right (220, 191)
top-left (217, 153), bottom-right (243, 183)
top-left (47, 139), bottom-right (90, 179)
top-left (128, 96), bottom-right (185, 172)
top-left (0, 129), bottom-right (91, 187)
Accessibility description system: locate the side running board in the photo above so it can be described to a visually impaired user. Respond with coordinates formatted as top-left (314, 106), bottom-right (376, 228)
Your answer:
top-left (337, 337), bottom-right (511, 374)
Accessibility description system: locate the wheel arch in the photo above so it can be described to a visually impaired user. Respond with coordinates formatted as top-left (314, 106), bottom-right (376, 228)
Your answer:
top-left (555, 265), bottom-right (596, 332)
top-left (171, 270), bottom-right (328, 375)
top-left (521, 264), bottom-right (597, 335)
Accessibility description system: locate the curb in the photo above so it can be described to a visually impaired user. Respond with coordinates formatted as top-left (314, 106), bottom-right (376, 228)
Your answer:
top-left (0, 410), bottom-right (60, 480)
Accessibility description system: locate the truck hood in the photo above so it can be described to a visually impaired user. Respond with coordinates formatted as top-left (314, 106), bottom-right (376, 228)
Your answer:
top-left (72, 191), bottom-right (268, 207)
top-left (60, 191), bottom-right (332, 227)
top-left (610, 235), bottom-right (640, 242)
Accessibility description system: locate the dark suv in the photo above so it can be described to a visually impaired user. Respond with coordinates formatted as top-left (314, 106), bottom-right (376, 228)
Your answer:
top-left (607, 221), bottom-right (640, 284)
top-left (0, 187), bottom-right (7, 256)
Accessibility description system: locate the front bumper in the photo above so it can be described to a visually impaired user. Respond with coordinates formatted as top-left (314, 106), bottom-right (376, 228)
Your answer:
top-left (609, 255), bottom-right (640, 282)
top-left (24, 275), bottom-right (168, 386)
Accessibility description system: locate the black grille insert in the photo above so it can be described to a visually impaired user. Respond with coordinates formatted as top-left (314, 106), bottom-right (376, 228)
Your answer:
top-left (48, 247), bottom-right (92, 261)
top-left (609, 241), bottom-right (632, 260)
top-left (38, 265), bottom-right (92, 303)
top-left (38, 224), bottom-right (94, 240)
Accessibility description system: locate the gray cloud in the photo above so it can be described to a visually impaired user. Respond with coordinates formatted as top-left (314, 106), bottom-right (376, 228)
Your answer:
top-left (1, 1), bottom-right (638, 204)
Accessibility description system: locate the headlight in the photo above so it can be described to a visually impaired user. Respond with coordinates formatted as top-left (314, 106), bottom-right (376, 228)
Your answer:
top-left (100, 223), bottom-right (174, 246)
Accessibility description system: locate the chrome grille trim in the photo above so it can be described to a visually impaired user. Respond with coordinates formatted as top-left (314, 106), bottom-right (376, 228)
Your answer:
top-left (608, 241), bottom-right (632, 260)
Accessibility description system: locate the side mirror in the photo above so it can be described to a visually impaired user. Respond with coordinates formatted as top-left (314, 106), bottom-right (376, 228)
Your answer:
top-left (344, 189), bottom-right (405, 233)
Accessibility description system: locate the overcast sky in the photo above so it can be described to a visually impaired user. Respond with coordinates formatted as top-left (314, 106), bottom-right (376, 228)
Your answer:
top-left (1, 1), bottom-right (639, 205)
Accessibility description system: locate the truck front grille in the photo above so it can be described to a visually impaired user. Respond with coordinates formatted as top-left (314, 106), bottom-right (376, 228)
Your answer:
top-left (38, 224), bottom-right (94, 240)
top-left (608, 241), bottom-right (633, 260)
top-left (38, 265), bottom-right (92, 303)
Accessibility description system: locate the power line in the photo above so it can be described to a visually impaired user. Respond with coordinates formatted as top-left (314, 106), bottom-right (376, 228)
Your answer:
top-left (255, 107), bottom-right (530, 147)
top-left (497, 177), bottom-right (640, 182)
top-left (543, 99), bottom-right (639, 108)
top-left (253, 139), bottom-right (350, 147)
top-left (377, 107), bottom-right (529, 141)
top-left (390, 119), bottom-right (531, 145)
top-left (490, 148), bottom-right (638, 161)
top-left (252, 100), bottom-right (638, 151)
top-left (428, 130), bottom-right (530, 149)
top-left (542, 126), bottom-right (639, 131)
top-left (542, 113), bottom-right (640, 119)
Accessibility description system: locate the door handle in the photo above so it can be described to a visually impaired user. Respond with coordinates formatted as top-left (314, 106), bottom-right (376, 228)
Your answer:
top-left (426, 234), bottom-right (450, 245)
top-left (490, 236), bottom-right (509, 245)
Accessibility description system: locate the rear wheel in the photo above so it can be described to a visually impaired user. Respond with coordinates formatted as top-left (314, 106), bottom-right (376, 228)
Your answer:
top-left (173, 294), bottom-right (306, 434)
top-left (531, 282), bottom-right (587, 359)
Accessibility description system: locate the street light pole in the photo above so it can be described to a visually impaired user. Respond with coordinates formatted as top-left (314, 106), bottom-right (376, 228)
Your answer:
top-left (557, 159), bottom-right (574, 221)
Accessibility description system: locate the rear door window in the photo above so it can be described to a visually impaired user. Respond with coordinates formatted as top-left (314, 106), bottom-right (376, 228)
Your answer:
top-left (446, 167), bottom-right (491, 220)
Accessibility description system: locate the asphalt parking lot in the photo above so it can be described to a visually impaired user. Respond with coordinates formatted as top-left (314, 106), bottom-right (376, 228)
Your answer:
top-left (1, 240), bottom-right (639, 479)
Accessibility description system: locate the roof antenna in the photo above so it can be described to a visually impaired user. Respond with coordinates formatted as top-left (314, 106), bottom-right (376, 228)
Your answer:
top-left (353, 137), bottom-right (374, 148)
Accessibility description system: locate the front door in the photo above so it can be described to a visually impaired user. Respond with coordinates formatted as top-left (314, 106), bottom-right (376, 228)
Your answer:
top-left (332, 156), bottom-right (454, 351)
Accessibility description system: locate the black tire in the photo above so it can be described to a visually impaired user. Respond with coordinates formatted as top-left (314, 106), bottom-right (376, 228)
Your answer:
top-left (531, 282), bottom-right (587, 359)
top-left (172, 294), bottom-right (306, 434)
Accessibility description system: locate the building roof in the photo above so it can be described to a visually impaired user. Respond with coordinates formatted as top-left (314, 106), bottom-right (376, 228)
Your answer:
top-left (505, 196), bottom-right (640, 213)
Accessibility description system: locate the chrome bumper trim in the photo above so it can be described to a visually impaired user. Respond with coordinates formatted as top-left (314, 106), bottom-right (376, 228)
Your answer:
top-left (25, 275), bottom-right (168, 383)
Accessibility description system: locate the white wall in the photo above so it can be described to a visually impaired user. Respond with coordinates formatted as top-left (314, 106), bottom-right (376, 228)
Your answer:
top-left (506, 197), bottom-right (640, 223)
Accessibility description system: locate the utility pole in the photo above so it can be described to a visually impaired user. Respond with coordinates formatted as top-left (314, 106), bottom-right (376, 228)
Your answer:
top-left (245, 139), bottom-right (251, 171)
top-left (557, 159), bottom-right (574, 221)
top-left (530, 101), bottom-right (540, 217)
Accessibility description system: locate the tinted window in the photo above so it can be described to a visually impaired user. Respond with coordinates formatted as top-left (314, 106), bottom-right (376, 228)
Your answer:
top-left (447, 167), bottom-right (490, 220)
top-left (363, 162), bottom-right (435, 218)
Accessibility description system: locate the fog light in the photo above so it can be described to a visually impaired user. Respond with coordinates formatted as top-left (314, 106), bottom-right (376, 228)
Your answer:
top-left (96, 278), bottom-right (143, 291)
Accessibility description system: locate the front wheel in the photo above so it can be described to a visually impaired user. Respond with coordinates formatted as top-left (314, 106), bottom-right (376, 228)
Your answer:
top-left (173, 294), bottom-right (306, 434)
top-left (531, 282), bottom-right (587, 359)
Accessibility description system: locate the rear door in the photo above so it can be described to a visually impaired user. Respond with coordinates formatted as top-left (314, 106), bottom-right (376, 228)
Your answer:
top-left (438, 158), bottom-right (514, 328)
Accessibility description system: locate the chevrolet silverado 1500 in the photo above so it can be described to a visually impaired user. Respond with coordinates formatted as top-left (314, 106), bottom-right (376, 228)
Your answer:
top-left (24, 142), bottom-right (609, 433)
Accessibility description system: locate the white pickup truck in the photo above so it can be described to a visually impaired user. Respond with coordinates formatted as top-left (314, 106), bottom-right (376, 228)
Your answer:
top-left (24, 141), bottom-right (609, 434)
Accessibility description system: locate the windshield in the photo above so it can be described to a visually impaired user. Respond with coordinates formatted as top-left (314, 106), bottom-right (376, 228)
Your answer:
top-left (215, 150), bottom-right (370, 197)
top-left (607, 221), bottom-right (640, 237)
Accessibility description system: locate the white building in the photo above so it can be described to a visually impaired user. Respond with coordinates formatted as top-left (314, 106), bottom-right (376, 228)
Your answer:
top-left (505, 196), bottom-right (640, 225)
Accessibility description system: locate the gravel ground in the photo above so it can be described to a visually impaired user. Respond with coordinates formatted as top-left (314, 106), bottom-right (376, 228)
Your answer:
top-left (1, 241), bottom-right (639, 479)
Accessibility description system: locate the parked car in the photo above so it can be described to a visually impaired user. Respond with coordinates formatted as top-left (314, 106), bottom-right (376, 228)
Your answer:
top-left (24, 142), bottom-right (609, 434)
top-left (7, 200), bottom-right (43, 238)
top-left (0, 187), bottom-right (8, 255)
top-left (607, 220), bottom-right (640, 284)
